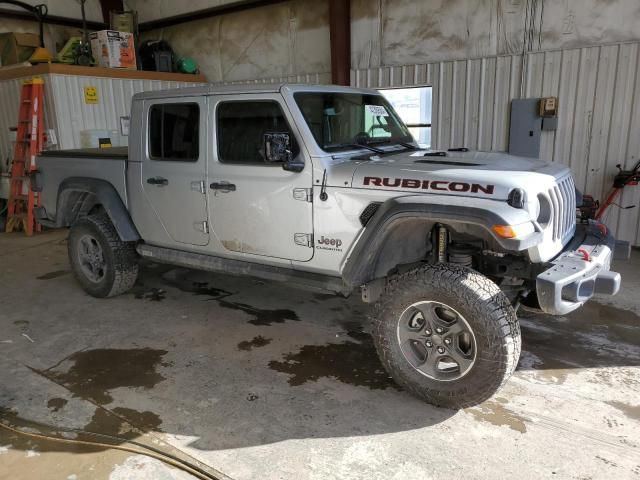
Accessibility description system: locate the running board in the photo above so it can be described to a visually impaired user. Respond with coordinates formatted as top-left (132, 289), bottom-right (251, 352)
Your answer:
top-left (136, 244), bottom-right (350, 296)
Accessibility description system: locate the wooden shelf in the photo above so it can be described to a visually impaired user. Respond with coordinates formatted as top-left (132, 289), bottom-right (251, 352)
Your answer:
top-left (0, 63), bottom-right (206, 82)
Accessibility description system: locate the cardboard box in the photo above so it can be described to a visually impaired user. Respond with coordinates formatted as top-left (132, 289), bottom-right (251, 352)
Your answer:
top-left (89, 30), bottom-right (136, 69)
top-left (0, 32), bottom-right (40, 67)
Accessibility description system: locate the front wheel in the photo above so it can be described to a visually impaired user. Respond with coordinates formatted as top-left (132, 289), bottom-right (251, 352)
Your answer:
top-left (68, 213), bottom-right (138, 298)
top-left (372, 263), bottom-right (521, 409)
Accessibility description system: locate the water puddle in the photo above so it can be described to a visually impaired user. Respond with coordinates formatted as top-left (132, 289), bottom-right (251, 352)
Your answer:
top-left (466, 402), bottom-right (528, 433)
top-left (519, 302), bottom-right (640, 380)
top-left (84, 406), bottom-right (162, 438)
top-left (46, 398), bottom-right (67, 413)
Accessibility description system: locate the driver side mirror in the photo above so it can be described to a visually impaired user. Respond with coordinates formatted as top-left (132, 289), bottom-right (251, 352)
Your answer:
top-left (264, 132), bottom-right (304, 172)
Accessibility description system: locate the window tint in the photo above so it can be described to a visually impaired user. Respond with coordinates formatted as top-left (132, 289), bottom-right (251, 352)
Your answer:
top-left (149, 103), bottom-right (199, 161)
top-left (217, 101), bottom-right (298, 164)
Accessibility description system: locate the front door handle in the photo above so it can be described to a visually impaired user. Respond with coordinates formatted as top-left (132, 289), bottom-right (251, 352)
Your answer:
top-left (210, 181), bottom-right (236, 192)
top-left (147, 176), bottom-right (168, 186)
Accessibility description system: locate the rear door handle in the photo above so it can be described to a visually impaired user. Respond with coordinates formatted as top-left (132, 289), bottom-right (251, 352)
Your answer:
top-left (147, 176), bottom-right (168, 186)
top-left (210, 181), bottom-right (236, 192)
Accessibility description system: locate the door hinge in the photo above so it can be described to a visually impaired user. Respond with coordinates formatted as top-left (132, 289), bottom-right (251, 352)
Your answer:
top-left (293, 188), bottom-right (313, 203)
top-left (191, 180), bottom-right (206, 194)
top-left (294, 233), bottom-right (313, 247)
top-left (194, 221), bottom-right (209, 234)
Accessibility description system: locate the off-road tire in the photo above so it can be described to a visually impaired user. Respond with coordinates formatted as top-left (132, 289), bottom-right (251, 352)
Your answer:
top-left (68, 213), bottom-right (138, 298)
top-left (372, 263), bottom-right (521, 409)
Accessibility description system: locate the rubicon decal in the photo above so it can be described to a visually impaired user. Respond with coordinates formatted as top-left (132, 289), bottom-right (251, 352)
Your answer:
top-left (363, 176), bottom-right (495, 195)
top-left (317, 236), bottom-right (343, 252)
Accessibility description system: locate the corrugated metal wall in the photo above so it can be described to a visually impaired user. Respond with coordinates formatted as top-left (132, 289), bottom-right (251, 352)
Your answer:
top-left (352, 41), bottom-right (640, 246)
top-left (218, 72), bottom-right (331, 86)
top-left (48, 75), bottom-right (204, 151)
top-left (0, 74), bottom-right (204, 170)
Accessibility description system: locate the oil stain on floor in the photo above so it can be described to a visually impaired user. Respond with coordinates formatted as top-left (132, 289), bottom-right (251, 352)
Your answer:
top-left (238, 335), bottom-right (272, 351)
top-left (135, 264), bottom-right (300, 325)
top-left (219, 300), bottom-right (300, 326)
top-left (269, 333), bottom-right (397, 390)
top-left (133, 287), bottom-right (167, 301)
top-left (39, 348), bottom-right (168, 405)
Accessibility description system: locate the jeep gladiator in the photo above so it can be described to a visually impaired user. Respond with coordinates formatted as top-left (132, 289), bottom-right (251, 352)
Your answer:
top-left (33, 83), bottom-right (621, 408)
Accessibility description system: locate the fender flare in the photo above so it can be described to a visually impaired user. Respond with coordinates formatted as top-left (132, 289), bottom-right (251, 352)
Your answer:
top-left (341, 195), bottom-right (541, 288)
top-left (55, 177), bottom-right (140, 242)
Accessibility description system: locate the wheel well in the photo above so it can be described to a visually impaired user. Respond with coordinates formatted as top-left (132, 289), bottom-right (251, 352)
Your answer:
top-left (54, 179), bottom-right (140, 242)
top-left (370, 219), bottom-right (496, 280)
top-left (57, 189), bottom-right (101, 226)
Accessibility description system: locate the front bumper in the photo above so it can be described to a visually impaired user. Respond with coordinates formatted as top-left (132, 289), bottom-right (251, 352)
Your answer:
top-left (536, 221), bottom-right (621, 315)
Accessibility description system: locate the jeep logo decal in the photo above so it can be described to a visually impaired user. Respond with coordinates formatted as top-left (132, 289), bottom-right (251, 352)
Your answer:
top-left (363, 176), bottom-right (495, 195)
top-left (317, 236), bottom-right (343, 252)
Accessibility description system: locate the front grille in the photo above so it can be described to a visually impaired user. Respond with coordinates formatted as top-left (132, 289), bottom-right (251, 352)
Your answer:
top-left (547, 175), bottom-right (576, 242)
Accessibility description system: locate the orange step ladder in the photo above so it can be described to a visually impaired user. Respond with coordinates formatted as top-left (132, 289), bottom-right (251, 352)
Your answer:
top-left (5, 78), bottom-right (45, 236)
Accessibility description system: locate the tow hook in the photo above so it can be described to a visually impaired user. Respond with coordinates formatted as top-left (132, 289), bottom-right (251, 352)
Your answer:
top-left (577, 248), bottom-right (592, 262)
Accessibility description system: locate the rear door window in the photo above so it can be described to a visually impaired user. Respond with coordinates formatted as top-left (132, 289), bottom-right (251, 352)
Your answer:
top-left (149, 103), bottom-right (199, 161)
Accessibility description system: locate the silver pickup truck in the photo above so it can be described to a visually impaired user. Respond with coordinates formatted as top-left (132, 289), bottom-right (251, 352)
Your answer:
top-left (33, 83), bottom-right (621, 408)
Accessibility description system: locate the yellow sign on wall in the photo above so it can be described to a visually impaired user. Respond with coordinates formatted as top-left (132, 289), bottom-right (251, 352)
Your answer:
top-left (84, 86), bottom-right (98, 104)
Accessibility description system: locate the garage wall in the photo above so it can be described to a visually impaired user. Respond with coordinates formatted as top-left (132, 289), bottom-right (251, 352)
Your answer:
top-left (352, 0), bottom-right (640, 68)
top-left (133, 0), bottom-right (640, 78)
top-left (137, 0), bottom-right (331, 84)
top-left (353, 41), bottom-right (640, 246)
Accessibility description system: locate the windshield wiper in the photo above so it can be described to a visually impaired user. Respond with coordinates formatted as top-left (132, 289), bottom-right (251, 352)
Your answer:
top-left (328, 143), bottom-right (385, 154)
top-left (396, 141), bottom-right (420, 150)
top-left (368, 139), bottom-right (420, 151)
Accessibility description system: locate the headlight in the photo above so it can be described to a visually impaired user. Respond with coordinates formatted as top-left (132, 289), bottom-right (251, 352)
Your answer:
top-left (507, 188), bottom-right (525, 209)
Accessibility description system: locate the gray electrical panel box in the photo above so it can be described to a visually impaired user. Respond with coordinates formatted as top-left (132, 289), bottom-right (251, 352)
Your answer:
top-left (509, 98), bottom-right (542, 158)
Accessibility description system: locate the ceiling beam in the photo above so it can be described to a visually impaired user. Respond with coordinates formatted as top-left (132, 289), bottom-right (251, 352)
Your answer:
top-left (138, 0), bottom-right (288, 32)
top-left (0, 7), bottom-right (107, 30)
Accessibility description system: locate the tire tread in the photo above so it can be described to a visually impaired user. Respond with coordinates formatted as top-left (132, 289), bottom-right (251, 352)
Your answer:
top-left (371, 263), bottom-right (521, 408)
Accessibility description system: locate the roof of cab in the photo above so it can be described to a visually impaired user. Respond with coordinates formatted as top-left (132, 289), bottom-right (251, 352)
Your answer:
top-left (132, 83), bottom-right (378, 101)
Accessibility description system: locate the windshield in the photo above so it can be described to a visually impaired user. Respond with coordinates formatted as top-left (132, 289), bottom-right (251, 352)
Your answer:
top-left (294, 92), bottom-right (414, 152)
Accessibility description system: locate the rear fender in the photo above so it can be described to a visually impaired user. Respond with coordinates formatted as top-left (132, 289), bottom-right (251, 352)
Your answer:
top-left (55, 178), bottom-right (140, 242)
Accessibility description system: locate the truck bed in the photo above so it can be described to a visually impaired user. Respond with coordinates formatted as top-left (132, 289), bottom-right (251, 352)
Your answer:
top-left (36, 147), bottom-right (130, 224)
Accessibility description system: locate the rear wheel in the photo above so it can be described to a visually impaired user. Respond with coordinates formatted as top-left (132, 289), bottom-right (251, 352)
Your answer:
top-left (68, 213), bottom-right (138, 298)
top-left (372, 263), bottom-right (520, 408)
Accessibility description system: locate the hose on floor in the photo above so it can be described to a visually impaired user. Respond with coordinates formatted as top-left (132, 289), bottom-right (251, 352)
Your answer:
top-left (0, 420), bottom-right (225, 480)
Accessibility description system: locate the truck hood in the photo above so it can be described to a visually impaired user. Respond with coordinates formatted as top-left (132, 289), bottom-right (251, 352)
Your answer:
top-left (327, 150), bottom-right (570, 200)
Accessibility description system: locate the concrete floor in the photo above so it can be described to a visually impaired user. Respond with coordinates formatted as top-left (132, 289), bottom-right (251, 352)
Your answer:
top-left (0, 229), bottom-right (639, 480)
